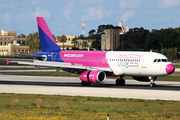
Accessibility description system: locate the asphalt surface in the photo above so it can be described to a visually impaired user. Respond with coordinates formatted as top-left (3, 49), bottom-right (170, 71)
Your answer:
top-left (0, 75), bottom-right (179, 101)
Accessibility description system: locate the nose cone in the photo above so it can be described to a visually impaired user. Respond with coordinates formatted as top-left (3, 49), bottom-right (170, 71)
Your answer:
top-left (166, 64), bottom-right (175, 74)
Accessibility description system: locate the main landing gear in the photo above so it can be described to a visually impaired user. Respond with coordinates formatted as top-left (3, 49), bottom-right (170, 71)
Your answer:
top-left (149, 77), bottom-right (157, 87)
top-left (116, 76), bottom-right (125, 86)
top-left (81, 81), bottom-right (91, 86)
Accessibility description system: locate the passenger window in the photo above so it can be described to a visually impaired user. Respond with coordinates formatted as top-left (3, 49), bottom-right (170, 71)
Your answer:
top-left (157, 59), bottom-right (161, 62)
top-left (154, 59), bottom-right (157, 62)
top-left (167, 59), bottom-right (170, 62)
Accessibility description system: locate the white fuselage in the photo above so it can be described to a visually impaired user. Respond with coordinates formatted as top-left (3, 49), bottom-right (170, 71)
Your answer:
top-left (106, 51), bottom-right (172, 77)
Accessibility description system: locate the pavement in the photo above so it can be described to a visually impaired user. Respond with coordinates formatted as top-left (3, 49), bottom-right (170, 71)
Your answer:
top-left (0, 75), bottom-right (179, 101)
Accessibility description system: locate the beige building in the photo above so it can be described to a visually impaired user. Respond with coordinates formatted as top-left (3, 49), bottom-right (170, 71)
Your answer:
top-left (56, 35), bottom-right (95, 50)
top-left (0, 30), bottom-right (29, 56)
top-left (57, 35), bottom-right (75, 49)
top-left (75, 39), bottom-right (95, 49)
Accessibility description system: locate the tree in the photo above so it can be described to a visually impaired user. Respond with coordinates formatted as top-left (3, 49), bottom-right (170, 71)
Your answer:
top-left (96, 24), bottom-right (121, 34)
top-left (59, 35), bottom-right (67, 50)
top-left (121, 27), bottom-right (150, 51)
top-left (17, 33), bottom-right (26, 38)
top-left (71, 38), bottom-right (78, 48)
top-left (88, 29), bottom-right (96, 35)
top-left (82, 41), bottom-right (88, 49)
top-left (79, 34), bottom-right (84, 39)
top-left (91, 39), bottom-right (101, 50)
top-left (52, 34), bottom-right (56, 41)
top-left (34, 34), bottom-right (40, 52)
top-left (26, 32), bottom-right (40, 53)
top-left (57, 36), bottom-right (61, 42)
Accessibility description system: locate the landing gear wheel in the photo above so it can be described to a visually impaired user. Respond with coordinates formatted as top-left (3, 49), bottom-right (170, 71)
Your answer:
top-left (116, 79), bottom-right (125, 86)
top-left (81, 81), bottom-right (91, 86)
top-left (150, 83), bottom-right (156, 87)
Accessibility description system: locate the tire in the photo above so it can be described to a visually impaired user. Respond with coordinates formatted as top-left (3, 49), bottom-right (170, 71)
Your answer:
top-left (81, 81), bottom-right (91, 86)
top-left (116, 79), bottom-right (125, 86)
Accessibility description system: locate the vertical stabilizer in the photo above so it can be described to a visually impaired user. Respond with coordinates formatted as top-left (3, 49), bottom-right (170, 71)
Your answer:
top-left (37, 17), bottom-right (61, 52)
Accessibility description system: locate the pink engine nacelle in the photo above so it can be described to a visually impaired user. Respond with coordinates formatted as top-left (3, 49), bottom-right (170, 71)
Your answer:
top-left (132, 76), bottom-right (157, 82)
top-left (80, 71), bottom-right (106, 83)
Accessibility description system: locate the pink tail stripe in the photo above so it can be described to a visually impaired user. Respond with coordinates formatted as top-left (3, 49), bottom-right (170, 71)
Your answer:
top-left (6, 59), bottom-right (10, 65)
top-left (36, 17), bottom-right (56, 44)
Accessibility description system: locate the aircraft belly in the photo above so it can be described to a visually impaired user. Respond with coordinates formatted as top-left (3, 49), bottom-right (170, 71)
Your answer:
top-left (123, 67), bottom-right (147, 76)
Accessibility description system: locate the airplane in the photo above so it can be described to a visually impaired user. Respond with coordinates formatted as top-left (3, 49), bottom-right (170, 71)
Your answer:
top-left (7, 17), bottom-right (175, 87)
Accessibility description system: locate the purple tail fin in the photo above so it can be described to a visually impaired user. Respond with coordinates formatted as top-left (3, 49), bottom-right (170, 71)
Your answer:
top-left (37, 17), bottom-right (61, 52)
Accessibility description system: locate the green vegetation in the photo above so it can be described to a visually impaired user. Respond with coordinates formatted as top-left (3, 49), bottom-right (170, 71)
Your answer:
top-left (118, 27), bottom-right (180, 61)
top-left (57, 35), bottom-right (67, 50)
top-left (174, 64), bottom-right (180, 68)
top-left (0, 93), bottom-right (179, 119)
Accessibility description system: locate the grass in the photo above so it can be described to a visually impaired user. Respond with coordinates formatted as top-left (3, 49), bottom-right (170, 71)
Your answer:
top-left (174, 64), bottom-right (180, 68)
top-left (0, 93), bottom-right (180, 119)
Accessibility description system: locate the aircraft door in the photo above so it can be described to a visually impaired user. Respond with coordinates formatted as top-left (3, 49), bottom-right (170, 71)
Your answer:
top-left (141, 55), bottom-right (148, 68)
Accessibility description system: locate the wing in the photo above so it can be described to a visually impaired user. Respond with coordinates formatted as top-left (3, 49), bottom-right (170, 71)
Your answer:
top-left (8, 59), bottom-right (112, 72)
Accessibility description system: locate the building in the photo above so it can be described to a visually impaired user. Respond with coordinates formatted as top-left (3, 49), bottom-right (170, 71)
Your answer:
top-left (119, 20), bottom-right (129, 35)
top-left (101, 20), bottom-right (129, 51)
top-left (101, 29), bottom-right (120, 51)
top-left (56, 35), bottom-right (95, 50)
top-left (75, 39), bottom-right (95, 49)
top-left (0, 30), bottom-right (29, 56)
top-left (57, 35), bottom-right (75, 49)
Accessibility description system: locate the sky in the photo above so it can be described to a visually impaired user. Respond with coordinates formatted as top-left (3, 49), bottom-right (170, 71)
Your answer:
top-left (1, 0), bottom-right (180, 37)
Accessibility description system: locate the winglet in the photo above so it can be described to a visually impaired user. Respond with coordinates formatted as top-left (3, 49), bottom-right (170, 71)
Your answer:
top-left (6, 59), bottom-right (10, 65)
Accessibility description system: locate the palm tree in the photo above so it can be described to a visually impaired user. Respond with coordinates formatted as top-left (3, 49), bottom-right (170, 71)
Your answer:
top-left (59, 35), bottom-right (67, 50)
top-left (34, 34), bottom-right (40, 52)
top-left (57, 36), bottom-right (61, 42)
top-left (71, 38), bottom-right (78, 48)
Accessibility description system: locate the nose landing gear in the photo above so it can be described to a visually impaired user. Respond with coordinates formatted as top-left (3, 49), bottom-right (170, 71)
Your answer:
top-left (149, 77), bottom-right (157, 87)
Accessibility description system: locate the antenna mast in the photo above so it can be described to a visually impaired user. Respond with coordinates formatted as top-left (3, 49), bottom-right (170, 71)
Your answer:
top-left (82, 20), bottom-right (85, 37)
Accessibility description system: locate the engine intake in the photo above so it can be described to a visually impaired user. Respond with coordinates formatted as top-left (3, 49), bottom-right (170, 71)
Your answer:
top-left (80, 71), bottom-right (106, 83)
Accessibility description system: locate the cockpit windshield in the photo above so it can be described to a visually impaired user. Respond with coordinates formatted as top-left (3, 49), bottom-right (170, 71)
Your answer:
top-left (162, 59), bottom-right (167, 62)
top-left (153, 59), bottom-right (170, 62)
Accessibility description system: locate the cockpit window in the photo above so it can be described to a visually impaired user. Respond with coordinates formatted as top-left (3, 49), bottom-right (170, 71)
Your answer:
top-left (157, 59), bottom-right (161, 62)
top-left (154, 58), bottom-right (170, 63)
top-left (162, 59), bottom-right (167, 62)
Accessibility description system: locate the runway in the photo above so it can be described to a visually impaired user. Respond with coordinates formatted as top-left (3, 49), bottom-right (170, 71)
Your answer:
top-left (0, 75), bottom-right (180, 101)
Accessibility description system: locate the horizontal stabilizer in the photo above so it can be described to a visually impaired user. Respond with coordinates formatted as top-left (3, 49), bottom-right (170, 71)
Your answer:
top-left (11, 53), bottom-right (46, 59)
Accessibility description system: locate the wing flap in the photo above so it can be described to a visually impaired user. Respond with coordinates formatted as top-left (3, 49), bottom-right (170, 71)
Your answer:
top-left (15, 60), bottom-right (112, 72)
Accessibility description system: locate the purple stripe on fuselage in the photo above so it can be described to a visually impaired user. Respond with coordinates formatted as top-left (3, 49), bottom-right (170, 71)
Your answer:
top-left (60, 51), bottom-right (109, 67)
top-left (37, 17), bottom-right (56, 44)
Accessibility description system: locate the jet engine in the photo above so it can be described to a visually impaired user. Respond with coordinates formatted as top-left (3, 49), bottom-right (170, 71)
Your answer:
top-left (132, 76), bottom-right (157, 82)
top-left (80, 71), bottom-right (106, 83)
